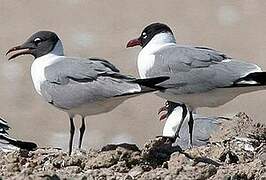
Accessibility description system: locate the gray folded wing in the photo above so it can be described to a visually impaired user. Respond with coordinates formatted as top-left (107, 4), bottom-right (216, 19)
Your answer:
top-left (41, 57), bottom-right (144, 110)
top-left (147, 45), bottom-right (261, 94)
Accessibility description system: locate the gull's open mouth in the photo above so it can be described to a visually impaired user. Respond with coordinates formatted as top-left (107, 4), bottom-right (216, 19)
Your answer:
top-left (6, 46), bottom-right (33, 60)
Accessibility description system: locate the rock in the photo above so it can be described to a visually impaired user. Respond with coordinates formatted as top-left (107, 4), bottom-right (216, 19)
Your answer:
top-left (41, 174), bottom-right (61, 180)
top-left (85, 151), bottom-right (120, 169)
top-left (197, 165), bottom-right (217, 179)
top-left (127, 166), bottom-right (144, 179)
top-left (0, 113), bottom-right (265, 179)
top-left (101, 143), bottom-right (140, 152)
top-left (5, 163), bottom-right (20, 172)
top-left (168, 152), bottom-right (190, 173)
top-left (219, 150), bottom-right (239, 164)
top-left (140, 168), bottom-right (176, 180)
top-left (142, 137), bottom-right (183, 166)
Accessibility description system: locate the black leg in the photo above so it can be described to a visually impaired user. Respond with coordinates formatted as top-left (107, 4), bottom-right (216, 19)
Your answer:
top-left (69, 117), bottom-right (75, 155)
top-left (188, 111), bottom-right (194, 147)
top-left (78, 117), bottom-right (86, 149)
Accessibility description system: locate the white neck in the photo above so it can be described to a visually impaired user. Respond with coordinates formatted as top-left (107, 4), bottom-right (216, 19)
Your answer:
top-left (137, 32), bottom-right (176, 78)
top-left (31, 40), bottom-right (64, 95)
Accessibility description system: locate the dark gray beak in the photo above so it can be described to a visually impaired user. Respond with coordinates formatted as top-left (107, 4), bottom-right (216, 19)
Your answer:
top-left (6, 43), bottom-right (34, 60)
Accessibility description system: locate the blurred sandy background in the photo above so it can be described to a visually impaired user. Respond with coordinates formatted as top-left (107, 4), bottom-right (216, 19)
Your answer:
top-left (0, 0), bottom-right (266, 150)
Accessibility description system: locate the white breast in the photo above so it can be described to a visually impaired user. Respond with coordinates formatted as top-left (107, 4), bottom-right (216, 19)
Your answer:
top-left (137, 51), bottom-right (155, 78)
top-left (31, 54), bottom-right (62, 95)
top-left (137, 32), bottom-right (176, 78)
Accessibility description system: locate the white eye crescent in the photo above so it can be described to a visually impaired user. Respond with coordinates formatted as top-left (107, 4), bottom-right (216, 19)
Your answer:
top-left (142, 32), bottom-right (147, 39)
top-left (34, 37), bottom-right (42, 43)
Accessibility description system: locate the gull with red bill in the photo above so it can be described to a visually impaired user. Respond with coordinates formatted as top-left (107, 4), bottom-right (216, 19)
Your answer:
top-left (127, 22), bottom-right (266, 146)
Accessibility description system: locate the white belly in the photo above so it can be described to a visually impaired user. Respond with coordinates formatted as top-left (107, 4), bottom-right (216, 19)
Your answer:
top-left (157, 86), bottom-right (266, 108)
top-left (66, 96), bottom-right (127, 117)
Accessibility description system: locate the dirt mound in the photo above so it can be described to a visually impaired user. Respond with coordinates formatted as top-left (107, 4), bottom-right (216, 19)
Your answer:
top-left (0, 112), bottom-right (265, 179)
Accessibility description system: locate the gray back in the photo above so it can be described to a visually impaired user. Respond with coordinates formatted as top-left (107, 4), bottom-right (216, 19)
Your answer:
top-left (146, 45), bottom-right (260, 94)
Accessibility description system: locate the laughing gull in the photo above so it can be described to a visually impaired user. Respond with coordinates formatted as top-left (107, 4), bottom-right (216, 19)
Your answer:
top-left (126, 22), bottom-right (266, 145)
top-left (158, 102), bottom-right (188, 141)
top-left (6, 31), bottom-right (169, 155)
top-left (0, 118), bottom-right (37, 152)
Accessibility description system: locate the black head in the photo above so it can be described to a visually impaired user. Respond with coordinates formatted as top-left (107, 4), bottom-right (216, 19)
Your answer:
top-left (6, 31), bottom-right (60, 60)
top-left (126, 23), bottom-right (173, 48)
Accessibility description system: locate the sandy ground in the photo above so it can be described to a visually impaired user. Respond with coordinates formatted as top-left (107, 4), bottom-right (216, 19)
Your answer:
top-left (0, 112), bottom-right (265, 179)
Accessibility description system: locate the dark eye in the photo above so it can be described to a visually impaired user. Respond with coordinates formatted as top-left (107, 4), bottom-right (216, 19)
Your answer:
top-left (33, 37), bottom-right (42, 45)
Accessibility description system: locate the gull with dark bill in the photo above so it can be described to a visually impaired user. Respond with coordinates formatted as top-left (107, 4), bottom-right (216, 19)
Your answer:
top-left (127, 22), bottom-right (266, 145)
top-left (6, 31), bottom-right (169, 155)
top-left (0, 118), bottom-right (37, 152)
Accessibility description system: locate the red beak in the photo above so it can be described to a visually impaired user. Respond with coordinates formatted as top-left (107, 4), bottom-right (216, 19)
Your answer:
top-left (126, 38), bottom-right (141, 48)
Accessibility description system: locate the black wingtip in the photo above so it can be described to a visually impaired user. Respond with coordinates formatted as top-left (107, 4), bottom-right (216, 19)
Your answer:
top-left (15, 140), bottom-right (38, 151)
top-left (0, 118), bottom-right (37, 151)
top-left (113, 76), bottom-right (170, 98)
top-left (134, 76), bottom-right (169, 89)
top-left (0, 134), bottom-right (37, 151)
top-left (233, 72), bottom-right (266, 87)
